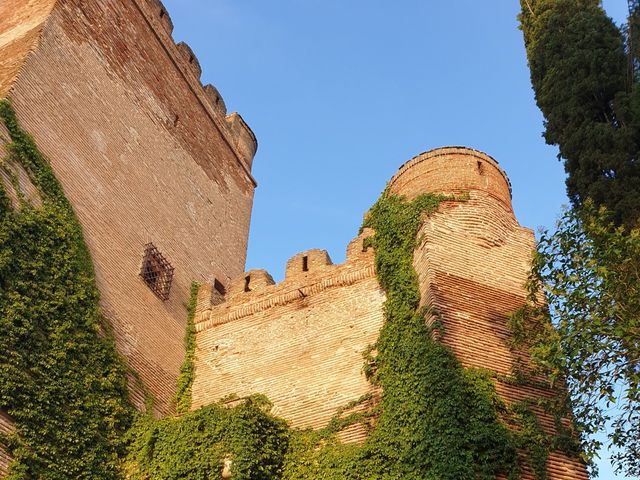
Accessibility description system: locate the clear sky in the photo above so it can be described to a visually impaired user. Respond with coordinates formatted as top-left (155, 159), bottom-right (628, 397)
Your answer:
top-left (162, 2), bottom-right (630, 478)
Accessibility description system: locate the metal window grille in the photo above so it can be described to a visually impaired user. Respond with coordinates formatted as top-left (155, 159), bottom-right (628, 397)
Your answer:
top-left (140, 243), bottom-right (174, 301)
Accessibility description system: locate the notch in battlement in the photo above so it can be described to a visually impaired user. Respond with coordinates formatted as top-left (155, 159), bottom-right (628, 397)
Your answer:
top-left (194, 230), bottom-right (378, 324)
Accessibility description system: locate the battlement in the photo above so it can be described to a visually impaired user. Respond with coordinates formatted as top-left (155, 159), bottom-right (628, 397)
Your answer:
top-left (0, 0), bottom-right (258, 174)
top-left (388, 146), bottom-right (513, 212)
top-left (132, 0), bottom-right (259, 173)
top-left (192, 229), bottom-right (384, 440)
top-left (194, 229), bottom-right (376, 331)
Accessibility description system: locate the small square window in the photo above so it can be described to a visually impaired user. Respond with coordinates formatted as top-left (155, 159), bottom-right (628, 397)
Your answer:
top-left (140, 243), bottom-right (174, 301)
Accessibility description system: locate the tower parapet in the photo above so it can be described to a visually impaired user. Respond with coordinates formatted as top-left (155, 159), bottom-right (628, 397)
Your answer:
top-left (388, 146), bottom-right (513, 213)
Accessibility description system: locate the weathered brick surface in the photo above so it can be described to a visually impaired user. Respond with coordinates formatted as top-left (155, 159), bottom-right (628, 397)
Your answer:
top-left (390, 147), bottom-right (588, 479)
top-left (0, 2), bottom-right (593, 477)
top-left (0, 0), bottom-right (56, 97)
top-left (0, 0), bottom-right (257, 420)
top-left (192, 231), bottom-right (385, 441)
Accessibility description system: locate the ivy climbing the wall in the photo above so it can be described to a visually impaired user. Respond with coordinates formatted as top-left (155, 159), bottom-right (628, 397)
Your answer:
top-left (127, 395), bottom-right (289, 480)
top-left (126, 191), bottom-right (579, 480)
top-left (278, 193), bottom-right (522, 479)
top-left (128, 283), bottom-right (291, 480)
top-left (0, 100), bottom-right (134, 479)
top-left (0, 99), bottom-right (580, 479)
top-left (173, 282), bottom-right (199, 415)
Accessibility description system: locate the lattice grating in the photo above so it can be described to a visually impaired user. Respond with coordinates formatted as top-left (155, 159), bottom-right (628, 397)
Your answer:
top-left (140, 242), bottom-right (174, 301)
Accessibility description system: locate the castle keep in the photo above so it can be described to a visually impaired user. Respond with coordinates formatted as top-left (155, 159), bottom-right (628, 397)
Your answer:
top-left (1, 1), bottom-right (588, 478)
top-left (1, 0), bottom-right (257, 417)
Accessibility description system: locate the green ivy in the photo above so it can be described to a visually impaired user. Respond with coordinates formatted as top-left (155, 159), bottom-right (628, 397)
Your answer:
top-left (126, 395), bottom-right (289, 480)
top-left (510, 402), bottom-right (549, 480)
top-left (173, 282), bottom-right (199, 415)
top-left (0, 99), bottom-right (580, 479)
top-left (0, 100), bottom-right (134, 478)
top-left (353, 193), bottom-right (520, 480)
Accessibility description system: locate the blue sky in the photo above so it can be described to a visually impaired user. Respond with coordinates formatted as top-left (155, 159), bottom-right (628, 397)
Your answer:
top-left (162, 2), bottom-right (630, 477)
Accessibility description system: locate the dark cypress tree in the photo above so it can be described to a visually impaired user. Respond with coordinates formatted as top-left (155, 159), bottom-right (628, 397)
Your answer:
top-left (519, 2), bottom-right (640, 476)
top-left (520, 0), bottom-right (640, 228)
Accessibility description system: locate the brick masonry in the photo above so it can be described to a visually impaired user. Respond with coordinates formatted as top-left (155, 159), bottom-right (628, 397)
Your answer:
top-left (0, 1), bottom-right (591, 478)
top-left (192, 233), bottom-right (385, 444)
top-left (390, 147), bottom-right (588, 480)
top-left (0, 411), bottom-right (13, 478)
top-left (193, 147), bottom-right (588, 478)
top-left (1, 0), bottom-right (258, 417)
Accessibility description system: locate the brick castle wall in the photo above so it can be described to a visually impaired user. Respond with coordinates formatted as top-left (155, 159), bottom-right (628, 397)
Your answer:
top-left (0, 0), bottom-right (57, 97)
top-left (0, 0), bottom-right (258, 418)
top-left (0, 2), bottom-right (591, 477)
top-left (192, 146), bottom-right (588, 478)
top-left (389, 147), bottom-right (587, 480)
top-left (192, 232), bottom-right (385, 444)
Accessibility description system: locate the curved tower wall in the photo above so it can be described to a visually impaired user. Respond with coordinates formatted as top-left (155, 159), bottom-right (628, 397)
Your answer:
top-left (390, 146), bottom-right (587, 480)
top-left (388, 146), bottom-right (513, 211)
top-left (389, 147), bottom-right (533, 373)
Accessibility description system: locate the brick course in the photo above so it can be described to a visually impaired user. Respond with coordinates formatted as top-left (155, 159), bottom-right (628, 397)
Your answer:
top-left (392, 147), bottom-right (588, 480)
top-left (192, 233), bottom-right (385, 444)
top-left (1, 0), bottom-right (257, 418)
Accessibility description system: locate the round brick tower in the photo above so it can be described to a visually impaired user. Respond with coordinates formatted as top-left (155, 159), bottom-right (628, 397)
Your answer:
top-left (387, 146), bottom-right (513, 215)
top-left (384, 147), bottom-right (588, 479)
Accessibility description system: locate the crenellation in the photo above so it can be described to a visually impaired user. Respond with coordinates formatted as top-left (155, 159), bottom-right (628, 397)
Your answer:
top-left (203, 83), bottom-right (228, 116)
top-left (147, 0), bottom-right (174, 34)
top-left (192, 230), bottom-right (385, 430)
top-left (175, 41), bottom-right (202, 80)
top-left (227, 268), bottom-right (276, 298)
top-left (225, 112), bottom-right (259, 169)
top-left (131, 0), bottom-right (258, 175)
top-left (284, 248), bottom-right (333, 280)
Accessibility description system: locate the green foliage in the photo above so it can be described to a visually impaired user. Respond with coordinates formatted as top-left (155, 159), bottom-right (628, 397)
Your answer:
top-left (0, 108), bottom-right (578, 480)
top-left (127, 396), bottom-right (289, 480)
top-left (131, 192), bottom-right (582, 480)
top-left (510, 402), bottom-right (549, 480)
top-left (0, 100), bottom-right (134, 478)
top-left (279, 193), bottom-right (521, 479)
top-left (356, 193), bottom-right (520, 479)
top-left (173, 282), bottom-right (199, 415)
top-left (520, 1), bottom-right (640, 474)
top-left (519, 0), bottom-right (640, 228)
top-left (510, 203), bottom-right (640, 476)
